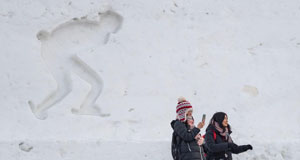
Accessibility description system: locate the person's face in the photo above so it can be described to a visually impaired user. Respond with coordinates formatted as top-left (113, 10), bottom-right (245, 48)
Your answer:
top-left (186, 110), bottom-right (193, 116)
top-left (187, 119), bottom-right (194, 126)
top-left (222, 115), bottom-right (228, 127)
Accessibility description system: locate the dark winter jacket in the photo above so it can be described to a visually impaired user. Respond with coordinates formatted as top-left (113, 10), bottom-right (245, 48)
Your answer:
top-left (205, 124), bottom-right (251, 160)
top-left (171, 120), bottom-right (205, 160)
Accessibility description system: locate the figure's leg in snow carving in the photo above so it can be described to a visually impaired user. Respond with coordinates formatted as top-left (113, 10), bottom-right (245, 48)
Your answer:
top-left (28, 71), bottom-right (72, 120)
top-left (70, 55), bottom-right (110, 117)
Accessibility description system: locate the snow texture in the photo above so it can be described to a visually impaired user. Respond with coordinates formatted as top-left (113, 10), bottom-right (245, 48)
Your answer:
top-left (18, 142), bottom-right (33, 152)
top-left (0, 0), bottom-right (300, 159)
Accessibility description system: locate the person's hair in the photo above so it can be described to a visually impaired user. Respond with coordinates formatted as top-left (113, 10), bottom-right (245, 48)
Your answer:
top-left (209, 112), bottom-right (232, 134)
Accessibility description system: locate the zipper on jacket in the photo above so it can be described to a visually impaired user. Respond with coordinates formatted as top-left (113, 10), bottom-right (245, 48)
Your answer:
top-left (187, 143), bottom-right (192, 152)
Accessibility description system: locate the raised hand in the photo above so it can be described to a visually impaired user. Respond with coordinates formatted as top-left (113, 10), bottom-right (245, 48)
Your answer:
top-left (197, 121), bottom-right (205, 129)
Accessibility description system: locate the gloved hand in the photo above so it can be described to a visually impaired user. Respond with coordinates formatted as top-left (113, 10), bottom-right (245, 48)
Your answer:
top-left (245, 144), bottom-right (253, 150)
top-left (228, 143), bottom-right (238, 151)
top-left (232, 144), bottom-right (253, 154)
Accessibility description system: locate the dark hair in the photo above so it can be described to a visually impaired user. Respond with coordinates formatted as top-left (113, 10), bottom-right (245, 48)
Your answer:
top-left (209, 112), bottom-right (232, 134)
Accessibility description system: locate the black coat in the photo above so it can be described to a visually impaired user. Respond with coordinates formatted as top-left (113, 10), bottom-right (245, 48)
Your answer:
top-left (205, 125), bottom-right (250, 160)
top-left (171, 120), bottom-right (205, 160)
top-left (204, 124), bottom-right (232, 160)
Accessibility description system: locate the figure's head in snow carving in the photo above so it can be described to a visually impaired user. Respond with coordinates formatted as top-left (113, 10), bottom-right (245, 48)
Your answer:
top-left (36, 30), bottom-right (50, 41)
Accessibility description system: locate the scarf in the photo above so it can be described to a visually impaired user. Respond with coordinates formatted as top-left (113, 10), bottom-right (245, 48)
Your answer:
top-left (212, 120), bottom-right (233, 143)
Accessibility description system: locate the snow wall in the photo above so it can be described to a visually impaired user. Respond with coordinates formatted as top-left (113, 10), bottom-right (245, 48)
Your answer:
top-left (1, 0), bottom-right (300, 159)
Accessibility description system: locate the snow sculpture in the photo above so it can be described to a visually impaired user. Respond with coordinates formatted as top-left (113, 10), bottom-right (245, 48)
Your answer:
top-left (28, 10), bottom-right (123, 120)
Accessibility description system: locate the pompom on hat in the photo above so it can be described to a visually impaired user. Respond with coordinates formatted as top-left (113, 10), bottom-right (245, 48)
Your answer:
top-left (176, 97), bottom-right (193, 122)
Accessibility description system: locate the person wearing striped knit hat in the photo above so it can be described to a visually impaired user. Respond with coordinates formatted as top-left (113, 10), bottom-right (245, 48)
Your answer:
top-left (171, 97), bottom-right (205, 160)
top-left (176, 97), bottom-right (194, 122)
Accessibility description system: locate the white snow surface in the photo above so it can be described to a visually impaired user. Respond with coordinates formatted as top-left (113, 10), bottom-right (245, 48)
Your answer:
top-left (1, 0), bottom-right (300, 159)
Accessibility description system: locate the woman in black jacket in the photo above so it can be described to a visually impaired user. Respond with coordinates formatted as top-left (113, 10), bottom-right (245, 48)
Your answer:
top-left (172, 116), bottom-right (206, 160)
top-left (171, 97), bottom-right (206, 160)
top-left (204, 112), bottom-right (253, 160)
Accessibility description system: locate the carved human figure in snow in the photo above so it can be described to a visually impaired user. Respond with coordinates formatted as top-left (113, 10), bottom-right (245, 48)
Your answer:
top-left (29, 10), bottom-right (123, 120)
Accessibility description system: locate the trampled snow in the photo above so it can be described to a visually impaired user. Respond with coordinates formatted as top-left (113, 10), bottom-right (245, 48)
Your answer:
top-left (1, 0), bottom-right (300, 159)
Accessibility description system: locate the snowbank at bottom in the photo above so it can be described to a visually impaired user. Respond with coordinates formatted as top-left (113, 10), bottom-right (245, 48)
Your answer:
top-left (1, 140), bottom-right (299, 160)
